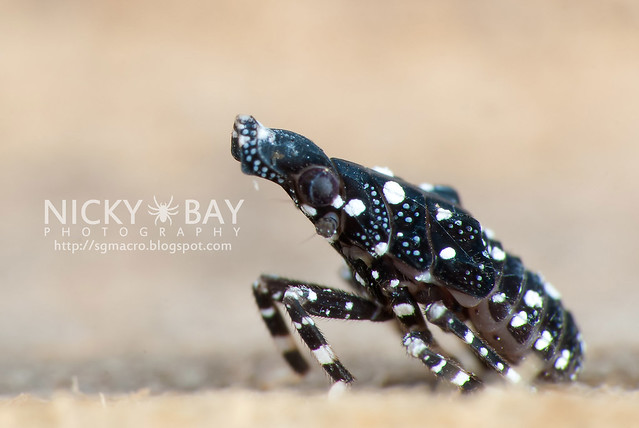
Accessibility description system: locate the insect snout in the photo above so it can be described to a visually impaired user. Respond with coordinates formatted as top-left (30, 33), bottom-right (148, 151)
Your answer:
top-left (231, 115), bottom-right (258, 161)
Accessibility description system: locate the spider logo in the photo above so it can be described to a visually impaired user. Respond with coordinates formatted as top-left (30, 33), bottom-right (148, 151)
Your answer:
top-left (147, 196), bottom-right (179, 225)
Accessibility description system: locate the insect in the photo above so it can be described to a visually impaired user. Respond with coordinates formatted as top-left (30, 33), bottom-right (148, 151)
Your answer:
top-left (147, 196), bottom-right (179, 225)
top-left (231, 115), bottom-right (584, 392)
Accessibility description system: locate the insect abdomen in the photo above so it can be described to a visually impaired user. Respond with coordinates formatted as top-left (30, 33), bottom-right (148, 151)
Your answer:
top-left (468, 251), bottom-right (584, 380)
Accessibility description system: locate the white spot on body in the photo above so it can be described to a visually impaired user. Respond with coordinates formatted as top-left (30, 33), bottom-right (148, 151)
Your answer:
top-left (237, 133), bottom-right (251, 147)
top-left (496, 362), bottom-right (504, 371)
top-left (451, 372), bottom-right (471, 386)
top-left (427, 302), bottom-right (446, 320)
top-left (284, 288), bottom-right (302, 302)
top-left (418, 182), bottom-right (434, 192)
top-left (491, 292), bottom-right (506, 303)
top-left (300, 204), bottom-right (317, 217)
top-left (313, 345), bottom-right (337, 365)
top-left (393, 303), bottom-right (416, 317)
top-left (307, 290), bottom-right (318, 302)
top-left (415, 271), bottom-right (432, 283)
top-left (510, 311), bottom-right (528, 328)
top-left (345, 301), bottom-right (354, 311)
top-left (439, 247), bottom-right (456, 260)
top-left (479, 347), bottom-right (488, 357)
top-left (260, 307), bottom-right (276, 318)
top-left (491, 246), bottom-right (506, 261)
top-left (301, 316), bottom-right (314, 326)
top-left (505, 368), bottom-right (522, 383)
top-left (256, 123), bottom-right (273, 141)
top-left (435, 207), bottom-right (453, 221)
top-left (534, 330), bottom-right (553, 351)
top-left (344, 199), bottom-right (366, 217)
top-left (431, 359), bottom-right (446, 374)
top-left (464, 331), bottom-right (475, 344)
top-left (355, 273), bottom-right (366, 286)
top-left (405, 337), bottom-right (427, 357)
top-left (371, 270), bottom-right (379, 279)
top-left (331, 195), bottom-right (344, 209)
top-left (374, 242), bottom-right (389, 256)
top-left (372, 166), bottom-right (394, 176)
top-left (524, 290), bottom-right (543, 308)
top-left (389, 279), bottom-right (400, 288)
top-left (383, 181), bottom-right (405, 204)
top-left (554, 349), bottom-right (571, 370)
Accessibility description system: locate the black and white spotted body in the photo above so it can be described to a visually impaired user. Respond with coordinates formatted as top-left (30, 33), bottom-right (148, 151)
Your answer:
top-left (231, 115), bottom-right (584, 391)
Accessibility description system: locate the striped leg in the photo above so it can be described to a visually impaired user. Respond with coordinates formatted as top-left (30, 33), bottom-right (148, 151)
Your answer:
top-left (253, 274), bottom-right (393, 383)
top-left (425, 301), bottom-right (522, 384)
top-left (282, 291), bottom-right (354, 383)
top-left (253, 278), bottom-right (309, 375)
top-left (388, 285), bottom-right (482, 392)
top-left (388, 286), bottom-right (428, 333)
top-left (403, 331), bottom-right (482, 393)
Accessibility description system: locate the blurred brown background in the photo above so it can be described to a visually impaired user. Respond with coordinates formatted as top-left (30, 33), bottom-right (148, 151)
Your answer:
top-left (1, 0), bottom-right (638, 395)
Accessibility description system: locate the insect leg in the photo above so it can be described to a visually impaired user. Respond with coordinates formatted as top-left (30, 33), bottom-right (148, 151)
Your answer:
top-left (254, 274), bottom-right (394, 383)
top-left (388, 285), bottom-right (482, 392)
top-left (253, 277), bottom-right (309, 375)
top-left (402, 331), bottom-right (482, 392)
top-left (282, 292), bottom-right (355, 383)
top-left (425, 301), bottom-right (522, 384)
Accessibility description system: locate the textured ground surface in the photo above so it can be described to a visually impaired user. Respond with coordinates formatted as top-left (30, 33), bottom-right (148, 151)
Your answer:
top-left (2, 0), bottom-right (639, 426)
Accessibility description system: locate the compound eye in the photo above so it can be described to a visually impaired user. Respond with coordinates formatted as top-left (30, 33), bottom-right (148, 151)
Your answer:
top-left (297, 167), bottom-right (339, 207)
